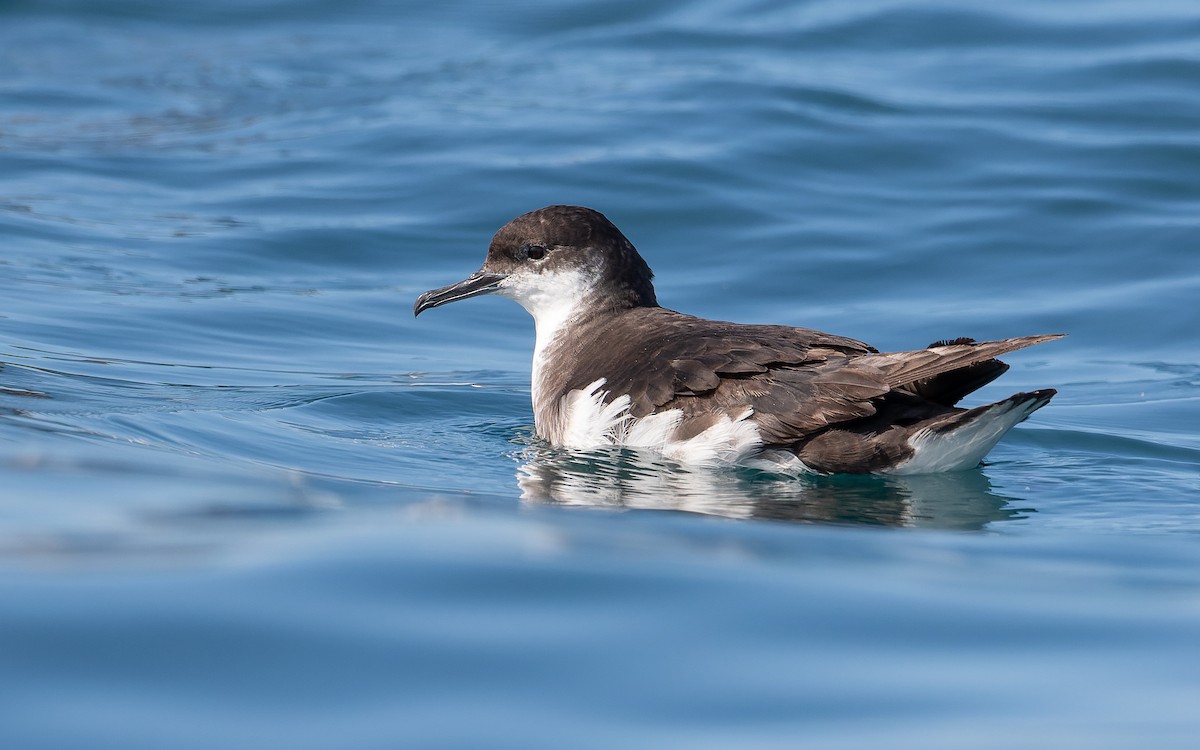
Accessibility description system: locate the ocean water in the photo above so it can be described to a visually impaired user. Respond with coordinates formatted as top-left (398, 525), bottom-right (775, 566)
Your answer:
top-left (2, 0), bottom-right (1199, 747)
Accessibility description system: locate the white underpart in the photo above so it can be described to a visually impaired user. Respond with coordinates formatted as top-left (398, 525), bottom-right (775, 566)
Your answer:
top-left (558, 379), bottom-right (765, 466)
top-left (496, 266), bottom-right (593, 411)
top-left (887, 396), bottom-right (1041, 474)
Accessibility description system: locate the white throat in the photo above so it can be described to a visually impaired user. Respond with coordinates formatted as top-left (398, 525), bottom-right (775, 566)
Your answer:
top-left (496, 268), bottom-right (595, 408)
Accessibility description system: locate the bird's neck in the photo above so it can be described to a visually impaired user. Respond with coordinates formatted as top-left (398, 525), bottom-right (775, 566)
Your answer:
top-left (529, 295), bottom-right (594, 417)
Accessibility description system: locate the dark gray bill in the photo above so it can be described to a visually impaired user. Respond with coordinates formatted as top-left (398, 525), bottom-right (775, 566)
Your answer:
top-left (413, 271), bottom-right (507, 317)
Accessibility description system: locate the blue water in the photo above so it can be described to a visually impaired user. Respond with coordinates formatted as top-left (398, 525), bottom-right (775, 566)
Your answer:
top-left (2, 1), bottom-right (1199, 747)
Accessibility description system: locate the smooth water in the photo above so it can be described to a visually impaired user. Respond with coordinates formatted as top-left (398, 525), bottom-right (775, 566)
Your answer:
top-left (2, 1), bottom-right (1199, 747)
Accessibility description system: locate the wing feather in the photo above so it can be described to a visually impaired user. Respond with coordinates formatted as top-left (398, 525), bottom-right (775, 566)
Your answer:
top-left (537, 305), bottom-right (1063, 448)
top-left (868, 334), bottom-right (1064, 389)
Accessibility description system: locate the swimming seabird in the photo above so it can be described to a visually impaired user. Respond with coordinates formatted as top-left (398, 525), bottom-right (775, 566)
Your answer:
top-left (414, 205), bottom-right (1063, 474)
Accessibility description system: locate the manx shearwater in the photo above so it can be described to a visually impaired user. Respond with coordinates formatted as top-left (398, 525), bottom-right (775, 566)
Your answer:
top-left (414, 205), bottom-right (1063, 474)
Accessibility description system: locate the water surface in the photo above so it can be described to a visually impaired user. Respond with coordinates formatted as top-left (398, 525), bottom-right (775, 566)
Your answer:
top-left (1, 1), bottom-right (1199, 748)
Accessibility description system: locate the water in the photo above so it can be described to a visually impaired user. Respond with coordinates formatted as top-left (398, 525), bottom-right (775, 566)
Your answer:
top-left (2, 0), bottom-right (1199, 746)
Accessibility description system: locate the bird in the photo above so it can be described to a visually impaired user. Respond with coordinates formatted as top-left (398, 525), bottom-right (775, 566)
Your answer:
top-left (414, 205), bottom-right (1063, 474)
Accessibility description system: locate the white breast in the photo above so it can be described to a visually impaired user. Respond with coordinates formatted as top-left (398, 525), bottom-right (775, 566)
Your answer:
top-left (496, 266), bottom-right (593, 418)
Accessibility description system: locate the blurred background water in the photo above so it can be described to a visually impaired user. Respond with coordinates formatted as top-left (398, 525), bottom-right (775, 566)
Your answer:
top-left (2, 0), bottom-right (1199, 747)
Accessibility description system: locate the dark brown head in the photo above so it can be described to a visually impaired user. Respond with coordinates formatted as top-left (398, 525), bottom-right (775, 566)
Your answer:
top-left (413, 205), bottom-right (657, 319)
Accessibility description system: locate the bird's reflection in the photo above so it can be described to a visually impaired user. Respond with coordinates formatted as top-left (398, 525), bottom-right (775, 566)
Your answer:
top-left (516, 446), bottom-right (1026, 530)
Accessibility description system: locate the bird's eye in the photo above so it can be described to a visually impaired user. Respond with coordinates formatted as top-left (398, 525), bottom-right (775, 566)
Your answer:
top-left (526, 245), bottom-right (547, 261)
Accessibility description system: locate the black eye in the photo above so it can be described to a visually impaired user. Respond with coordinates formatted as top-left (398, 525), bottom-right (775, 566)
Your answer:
top-left (525, 244), bottom-right (546, 261)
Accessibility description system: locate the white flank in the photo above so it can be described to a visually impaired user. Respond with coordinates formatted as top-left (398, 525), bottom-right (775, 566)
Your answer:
top-left (556, 379), bottom-right (764, 467)
top-left (887, 397), bottom-right (1040, 475)
top-left (656, 410), bottom-right (762, 466)
top-left (559, 379), bottom-right (635, 448)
